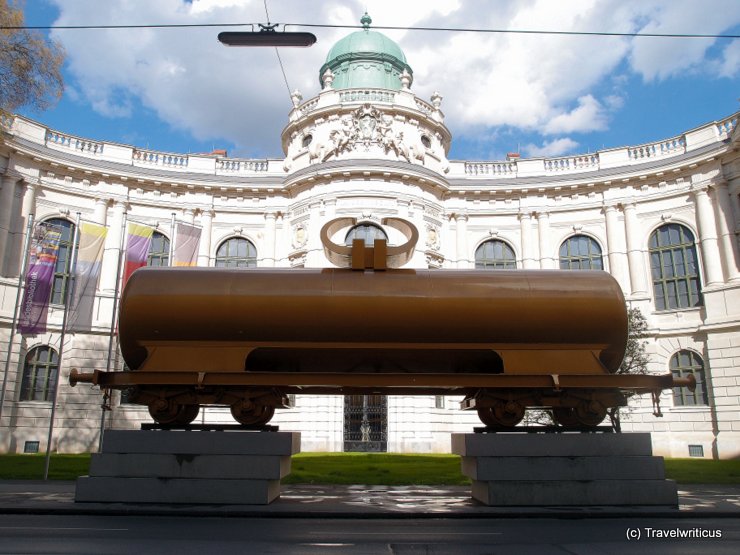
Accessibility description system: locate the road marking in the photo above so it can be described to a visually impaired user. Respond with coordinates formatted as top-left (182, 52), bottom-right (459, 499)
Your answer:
top-left (0, 527), bottom-right (129, 531)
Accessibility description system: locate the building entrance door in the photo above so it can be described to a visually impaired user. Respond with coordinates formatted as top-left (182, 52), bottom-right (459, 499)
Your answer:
top-left (343, 394), bottom-right (387, 452)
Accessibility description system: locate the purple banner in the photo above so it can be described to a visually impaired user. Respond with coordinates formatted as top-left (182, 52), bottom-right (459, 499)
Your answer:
top-left (18, 224), bottom-right (63, 335)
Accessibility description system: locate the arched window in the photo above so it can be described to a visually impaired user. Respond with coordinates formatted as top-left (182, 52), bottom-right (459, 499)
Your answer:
top-left (344, 223), bottom-right (388, 247)
top-left (649, 224), bottom-right (702, 310)
top-left (475, 240), bottom-right (517, 269)
top-left (147, 231), bottom-right (170, 267)
top-left (19, 346), bottom-right (59, 401)
top-left (559, 235), bottom-right (604, 270)
top-left (670, 350), bottom-right (708, 406)
top-left (46, 218), bottom-right (76, 305)
top-left (215, 237), bottom-right (257, 268)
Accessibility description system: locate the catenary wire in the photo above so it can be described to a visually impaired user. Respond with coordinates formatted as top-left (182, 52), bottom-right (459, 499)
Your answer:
top-left (263, 0), bottom-right (293, 101)
top-left (2, 21), bottom-right (738, 39)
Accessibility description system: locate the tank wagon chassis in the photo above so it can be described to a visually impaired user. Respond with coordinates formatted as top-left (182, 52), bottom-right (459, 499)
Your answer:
top-left (70, 367), bottom-right (692, 429)
top-left (69, 217), bottom-right (695, 430)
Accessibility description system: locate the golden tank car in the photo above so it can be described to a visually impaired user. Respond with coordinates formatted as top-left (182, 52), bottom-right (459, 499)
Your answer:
top-left (70, 217), bottom-right (694, 428)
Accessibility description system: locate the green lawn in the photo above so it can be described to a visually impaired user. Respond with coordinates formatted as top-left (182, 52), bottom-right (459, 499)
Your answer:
top-left (283, 453), bottom-right (470, 485)
top-left (1, 453), bottom-right (738, 485)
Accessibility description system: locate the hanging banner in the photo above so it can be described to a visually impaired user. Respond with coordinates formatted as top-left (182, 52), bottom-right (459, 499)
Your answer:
top-left (18, 224), bottom-right (63, 335)
top-left (66, 222), bottom-right (107, 332)
top-left (173, 222), bottom-right (201, 267)
top-left (122, 223), bottom-right (154, 290)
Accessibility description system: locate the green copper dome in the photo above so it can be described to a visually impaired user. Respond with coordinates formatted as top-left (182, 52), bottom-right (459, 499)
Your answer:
top-left (319, 13), bottom-right (413, 90)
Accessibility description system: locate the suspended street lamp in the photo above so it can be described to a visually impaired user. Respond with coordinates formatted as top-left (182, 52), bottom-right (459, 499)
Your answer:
top-left (218, 23), bottom-right (316, 47)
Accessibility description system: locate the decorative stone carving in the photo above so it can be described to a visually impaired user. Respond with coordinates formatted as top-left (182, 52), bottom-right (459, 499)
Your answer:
top-left (292, 225), bottom-right (308, 248)
top-left (322, 68), bottom-right (334, 90)
top-left (400, 69), bottom-right (412, 90)
top-left (425, 225), bottom-right (440, 250)
top-left (290, 89), bottom-right (303, 108)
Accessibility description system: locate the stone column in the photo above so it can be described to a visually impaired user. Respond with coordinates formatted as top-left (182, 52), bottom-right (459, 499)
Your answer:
top-left (0, 175), bottom-right (19, 276)
top-left (8, 181), bottom-right (38, 277)
top-left (519, 211), bottom-right (536, 269)
top-left (455, 213), bottom-right (469, 268)
top-left (692, 185), bottom-right (723, 286)
top-left (306, 201), bottom-right (322, 267)
top-left (622, 202), bottom-right (648, 295)
top-left (274, 212), bottom-right (285, 267)
top-left (183, 208), bottom-right (195, 224)
top-left (710, 180), bottom-right (740, 281)
top-left (536, 211), bottom-right (553, 269)
top-left (603, 204), bottom-right (630, 293)
top-left (197, 209), bottom-right (214, 267)
top-left (93, 198), bottom-right (109, 226)
top-left (100, 201), bottom-right (126, 293)
top-left (263, 212), bottom-right (277, 267)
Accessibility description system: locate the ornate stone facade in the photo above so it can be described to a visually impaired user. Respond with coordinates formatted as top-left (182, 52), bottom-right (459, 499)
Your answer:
top-left (0, 22), bottom-right (738, 457)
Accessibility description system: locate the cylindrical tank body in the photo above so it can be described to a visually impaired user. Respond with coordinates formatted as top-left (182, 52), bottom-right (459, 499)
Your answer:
top-left (119, 267), bottom-right (627, 374)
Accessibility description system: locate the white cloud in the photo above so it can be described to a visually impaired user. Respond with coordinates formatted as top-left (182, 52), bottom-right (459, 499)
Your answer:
top-left (46, 0), bottom-right (740, 157)
top-left (543, 95), bottom-right (608, 135)
top-left (523, 137), bottom-right (579, 158)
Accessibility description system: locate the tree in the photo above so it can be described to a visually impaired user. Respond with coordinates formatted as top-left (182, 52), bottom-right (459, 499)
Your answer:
top-left (607, 306), bottom-right (651, 431)
top-left (0, 0), bottom-right (64, 114)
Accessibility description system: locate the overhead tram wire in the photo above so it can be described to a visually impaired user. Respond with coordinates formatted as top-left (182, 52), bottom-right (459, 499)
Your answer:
top-left (3, 21), bottom-right (739, 40)
top-left (263, 0), bottom-right (293, 102)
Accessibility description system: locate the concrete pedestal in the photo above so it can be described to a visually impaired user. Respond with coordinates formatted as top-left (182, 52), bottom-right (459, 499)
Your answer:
top-left (451, 432), bottom-right (678, 507)
top-left (76, 429), bottom-right (300, 505)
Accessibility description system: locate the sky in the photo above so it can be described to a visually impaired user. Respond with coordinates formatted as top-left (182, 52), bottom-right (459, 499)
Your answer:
top-left (15, 0), bottom-right (740, 161)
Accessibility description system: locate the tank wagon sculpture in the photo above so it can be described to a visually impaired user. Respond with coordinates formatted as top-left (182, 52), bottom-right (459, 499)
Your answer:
top-left (70, 217), bottom-right (694, 429)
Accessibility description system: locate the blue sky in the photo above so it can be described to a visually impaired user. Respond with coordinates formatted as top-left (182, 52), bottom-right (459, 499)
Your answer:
top-left (17, 0), bottom-right (740, 161)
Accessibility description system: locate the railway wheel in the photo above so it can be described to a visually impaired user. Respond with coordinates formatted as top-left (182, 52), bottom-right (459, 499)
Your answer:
top-left (552, 407), bottom-right (579, 427)
top-left (575, 399), bottom-right (607, 427)
top-left (477, 400), bottom-right (525, 428)
top-left (230, 400), bottom-right (275, 426)
top-left (148, 399), bottom-right (180, 425)
top-left (173, 404), bottom-right (200, 426)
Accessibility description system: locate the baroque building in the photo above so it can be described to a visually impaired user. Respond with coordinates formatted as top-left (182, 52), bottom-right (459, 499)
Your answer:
top-left (1, 18), bottom-right (739, 458)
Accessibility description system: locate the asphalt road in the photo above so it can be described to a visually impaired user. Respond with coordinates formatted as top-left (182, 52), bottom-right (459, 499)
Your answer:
top-left (0, 514), bottom-right (737, 554)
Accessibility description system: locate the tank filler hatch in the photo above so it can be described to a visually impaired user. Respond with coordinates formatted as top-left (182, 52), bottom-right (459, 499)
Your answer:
top-left (320, 217), bottom-right (418, 270)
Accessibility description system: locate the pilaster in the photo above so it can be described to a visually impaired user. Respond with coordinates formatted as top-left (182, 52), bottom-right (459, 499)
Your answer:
top-left (519, 211), bottom-right (536, 269)
top-left (536, 211), bottom-right (553, 269)
top-left (622, 202), bottom-right (648, 296)
top-left (100, 201), bottom-right (127, 293)
top-left (710, 180), bottom-right (740, 282)
top-left (603, 203), bottom-right (629, 293)
top-left (197, 209), bottom-right (214, 267)
top-left (691, 184), bottom-right (723, 286)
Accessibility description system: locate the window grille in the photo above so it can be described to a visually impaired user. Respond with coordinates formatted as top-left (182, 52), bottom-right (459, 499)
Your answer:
top-left (559, 235), bottom-right (604, 270)
top-left (649, 224), bottom-right (702, 310)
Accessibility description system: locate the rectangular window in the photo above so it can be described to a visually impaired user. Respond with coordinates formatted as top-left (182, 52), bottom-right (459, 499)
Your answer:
top-left (24, 441), bottom-right (40, 454)
top-left (688, 445), bottom-right (704, 458)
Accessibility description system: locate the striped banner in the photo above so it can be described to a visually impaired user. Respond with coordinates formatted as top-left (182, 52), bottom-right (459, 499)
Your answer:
top-left (66, 222), bottom-right (107, 332)
top-left (173, 222), bottom-right (201, 267)
top-left (18, 224), bottom-right (63, 335)
top-left (122, 223), bottom-right (154, 289)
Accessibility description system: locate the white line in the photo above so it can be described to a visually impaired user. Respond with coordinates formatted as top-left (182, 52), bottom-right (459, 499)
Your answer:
top-left (0, 527), bottom-right (129, 531)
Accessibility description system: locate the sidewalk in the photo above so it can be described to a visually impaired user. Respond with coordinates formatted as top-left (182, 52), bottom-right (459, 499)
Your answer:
top-left (0, 480), bottom-right (739, 518)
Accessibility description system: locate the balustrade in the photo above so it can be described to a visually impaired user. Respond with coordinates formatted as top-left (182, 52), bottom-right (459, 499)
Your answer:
top-left (216, 159), bottom-right (269, 172)
top-left (299, 97), bottom-right (320, 114)
top-left (46, 130), bottom-right (104, 155)
top-left (0, 113), bottom-right (13, 131)
top-left (544, 154), bottom-right (599, 172)
top-left (338, 89), bottom-right (396, 104)
top-left (133, 149), bottom-right (187, 168)
top-left (464, 162), bottom-right (516, 176)
top-left (628, 136), bottom-right (685, 160)
top-left (717, 116), bottom-right (737, 138)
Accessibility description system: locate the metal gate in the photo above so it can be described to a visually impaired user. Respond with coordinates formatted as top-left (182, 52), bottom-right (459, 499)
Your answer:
top-left (343, 394), bottom-right (387, 452)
